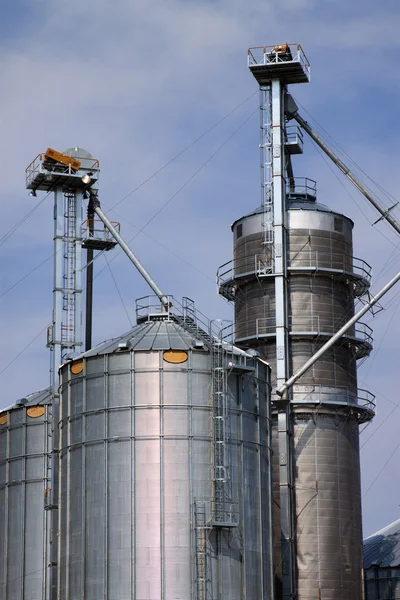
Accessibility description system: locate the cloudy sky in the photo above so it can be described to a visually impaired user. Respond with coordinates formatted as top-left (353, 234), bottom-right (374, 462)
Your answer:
top-left (1, 0), bottom-right (400, 537)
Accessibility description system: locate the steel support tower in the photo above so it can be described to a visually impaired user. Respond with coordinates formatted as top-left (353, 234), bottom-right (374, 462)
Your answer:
top-left (249, 44), bottom-right (310, 599)
top-left (26, 148), bottom-right (100, 393)
top-left (218, 44), bottom-right (375, 599)
top-left (25, 147), bottom-right (117, 600)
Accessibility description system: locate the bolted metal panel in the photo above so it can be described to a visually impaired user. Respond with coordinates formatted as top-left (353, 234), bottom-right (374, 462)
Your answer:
top-left (363, 518), bottom-right (400, 600)
top-left (58, 320), bottom-right (274, 600)
top-left (0, 389), bottom-right (52, 600)
top-left (272, 409), bottom-right (364, 600)
top-left (222, 198), bottom-right (373, 600)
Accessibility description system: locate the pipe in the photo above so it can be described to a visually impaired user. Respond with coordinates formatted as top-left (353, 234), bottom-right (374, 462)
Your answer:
top-left (277, 269), bottom-right (400, 397)
top-left (85, 208), bottom-right (94, 351)
top-left (92, 200), bottom-right (169, 309)
top-left (292, 111), bottom-right (400, 236)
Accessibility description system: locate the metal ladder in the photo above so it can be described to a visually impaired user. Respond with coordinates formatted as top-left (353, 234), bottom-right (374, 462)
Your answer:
top-left (211, 334), bottom-right (228, 525)
top-left (62, 190), bottom-right (77, 353)
top-left (260, 84), bottom-right (274, 249)
top-left (194, 501), bottom-right (209, 600)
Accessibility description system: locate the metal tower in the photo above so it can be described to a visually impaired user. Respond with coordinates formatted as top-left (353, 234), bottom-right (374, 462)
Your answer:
top-left (26, 148), bottom-right (98, 393)
top-left (218, 44), bottom-right (376, 600)
top-left (25, 147), bottom-right (118, 600)
top-left (249, 44), bottom-right (310, 599)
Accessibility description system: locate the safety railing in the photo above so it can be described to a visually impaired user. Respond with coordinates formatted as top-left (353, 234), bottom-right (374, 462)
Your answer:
top-left (291, 383), bottom-right (376, 415)
top-left (288, 250), bottom-right (372, 290)
top-left (238, 316), bottom-right (373, 349)
top-left (135, 295), bottom-right (235, 347)
top-left (26, 152), bottom-right (99, 189)
top-left (286, 177), bottom-right (316, 198)
top-left (217, 251), bottom-right (371, 288)
top-left (81, 218), bottom-right (120, 242)
top-left (285, 126), bottom-right (304, 154)
top-left (248, 43), bottom-right (310, 76)
top-left (212, 501), bottom-right (239, 527)
top-left (217, 254), bottom-right (274, 287)
top-left (286, 126), bottom-right (303, 145)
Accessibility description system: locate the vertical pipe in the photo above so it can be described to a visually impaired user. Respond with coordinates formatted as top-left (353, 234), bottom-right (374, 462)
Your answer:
top-left (160, 356), bottom-right (165, 600)
top-left (271, 79), bottom-right (289, 389)
top-left (104, 355), bottom-right (109, 600)
top-left (74, 190), bottom-right (83, 349)
top-left (21, 410), bottom-right (27, 600)
top-left (271, 78), bottom-right (296, 599)
top-left (85, 210), bottom-right (94, 351)
top-left (131, 352), bottom-right (136, 600)
top-left (53, 189), bottom-right (64, 395)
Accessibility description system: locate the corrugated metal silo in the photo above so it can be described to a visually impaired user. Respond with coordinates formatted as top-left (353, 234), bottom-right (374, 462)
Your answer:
top-left (0, 388), bottom-right (52, 600)
top-left (219, 191), bottom-right (375, 599)
top-left (364, 519), bottom-right (400, 599)
top-left (57, 299), bottom-right (274, 600)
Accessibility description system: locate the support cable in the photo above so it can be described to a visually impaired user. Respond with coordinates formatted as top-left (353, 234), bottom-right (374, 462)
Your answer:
top-left (107, 91), bottom-right (257, 213)
top-left (293, 98), bottom-right (400, 210)
top-left (0, 192), bottom-right (51, 249)
top-left (93, 108), bottom-right (258, 281)
top-left (0, 324), bottom-right (49, 376)
top-left (103, 254), bottom-right (133, 327)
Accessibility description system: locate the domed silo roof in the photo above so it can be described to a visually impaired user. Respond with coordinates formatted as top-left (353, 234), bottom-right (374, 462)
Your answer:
top-left (1, 387), bottom-right (52, 413)
top-left (364, 518), bottom-right (400, 568)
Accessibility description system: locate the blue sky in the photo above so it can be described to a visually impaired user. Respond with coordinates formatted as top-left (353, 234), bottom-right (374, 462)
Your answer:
top-left (1, 0), bottom-right (400, 538)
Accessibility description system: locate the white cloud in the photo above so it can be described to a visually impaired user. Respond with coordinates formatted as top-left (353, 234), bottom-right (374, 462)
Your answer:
top-left (1, 0), bottom-right (400, 536)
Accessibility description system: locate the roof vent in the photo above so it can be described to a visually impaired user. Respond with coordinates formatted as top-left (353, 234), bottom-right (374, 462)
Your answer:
top-left (193, 340), bottom-right (205, 349)
top-left (117, 341), bottom-right (131, 351)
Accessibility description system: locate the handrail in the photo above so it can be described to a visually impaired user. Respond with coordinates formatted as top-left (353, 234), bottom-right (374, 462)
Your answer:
top-left (217, 251), bottom-right (372, 287)
top-left (248, 44), bottom-right (310, 73)
top-left (291, 383), bottom-right (375, 413)
top-left (243, 316), bottom-right (373, 346)
top-left (135, 295), bottom-right (235, 345)
top-left (26, 153), bottom-right (99, 188)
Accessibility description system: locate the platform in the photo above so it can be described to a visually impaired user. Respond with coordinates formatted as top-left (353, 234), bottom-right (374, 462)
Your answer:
top-left (26, 149), bottom-right (99, 193)
top-left (248, 44), bottom-right (310, 85)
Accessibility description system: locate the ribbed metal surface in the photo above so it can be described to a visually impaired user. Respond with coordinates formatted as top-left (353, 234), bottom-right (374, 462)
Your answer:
top-left (222, 199), bottom-right (372, 600)
top-left (0, 389), bottom-right (52, 600)
top-left (364, 519), bottom-right (400, 599)
top-left (58, 319), bottom-right (273, 600)
top-left (273, 408), bottom-right (363, 600)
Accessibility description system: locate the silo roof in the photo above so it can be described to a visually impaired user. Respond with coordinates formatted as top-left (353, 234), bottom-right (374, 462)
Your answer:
top-left (364, 518), bottom-right (400, 568)
top-left (1, 387), bottom-right (52, 414)
top-left (80, 317), bottom-right (255, 359)
top-left (82, 319), bottom-right (198, 357)
top-left (231, 200), bottom-right (353, 229)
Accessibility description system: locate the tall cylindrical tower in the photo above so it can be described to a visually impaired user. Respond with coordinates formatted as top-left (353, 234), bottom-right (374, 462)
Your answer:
top-left (218, 44), bottom-right (375, 600)
top-left (57, 298), bottom-right (274, 600)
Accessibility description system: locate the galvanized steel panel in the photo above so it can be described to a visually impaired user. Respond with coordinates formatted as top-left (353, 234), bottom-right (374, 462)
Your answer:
top-left (58, 321), bottom-right (273, 599)
top-left (0, 389), bottom-right (52, 600)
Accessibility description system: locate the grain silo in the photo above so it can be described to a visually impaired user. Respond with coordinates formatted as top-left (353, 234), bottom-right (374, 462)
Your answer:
top-left (57, 297), bottom-right (274, 600)
top-left (364, 519), bottom-right (400, 600)
top-left (218, 44), bottom-right (376, 599)
top-left (0, 388), bottom-right (52, 600)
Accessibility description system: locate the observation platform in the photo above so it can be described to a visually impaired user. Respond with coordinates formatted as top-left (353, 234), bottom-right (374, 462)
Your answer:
top-left (234, 316), bottom-right (373, 360)
top-left (248, 44), bottom-right (310, 85)
top-left (290, 384), bottom-right (375, 423)
top-left (81, 218), bottom-right (118, 251)
top-left (26, 148), bottom-right (99, 194)
top-left (217, 252), bottom-right (372, 301)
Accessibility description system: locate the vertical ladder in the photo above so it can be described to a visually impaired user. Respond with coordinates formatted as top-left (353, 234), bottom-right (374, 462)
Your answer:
top-left (260, 84), bottom-right (274, 250)
top-left (195, 501), bottom-right (209, 600)
top-left (62, 190), bottom-right (77, 354)
top-left (210, 326), bottom-right (234, 527)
